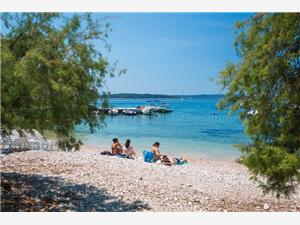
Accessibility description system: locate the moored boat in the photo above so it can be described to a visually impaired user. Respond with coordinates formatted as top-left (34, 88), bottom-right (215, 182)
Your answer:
top-left (123, 109), bottom-right (137, 115)
top-left (108, 109), bottom-right (119, 115)
top-left (157, 107), bottom-right (173, 113)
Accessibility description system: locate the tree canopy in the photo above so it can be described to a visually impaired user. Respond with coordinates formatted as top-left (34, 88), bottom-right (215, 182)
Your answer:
top-left (218, 13), bottom-right (300, 196)
top-left (1, 13), bottom-right (125, 150)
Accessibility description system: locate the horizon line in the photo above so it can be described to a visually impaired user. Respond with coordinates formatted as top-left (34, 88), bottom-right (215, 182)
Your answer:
top-left (107, 92), bottom-right (224, 96)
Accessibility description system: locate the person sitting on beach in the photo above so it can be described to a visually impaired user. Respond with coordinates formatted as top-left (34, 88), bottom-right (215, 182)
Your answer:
top-left (122, 139), bottom-right (138, 159)
top-left (151, 142), bottom-right (163, 162)
top-left (151, 142), bottom-right (171, 163)
top-left (151, 142), bottom-right (187, 165)
top-left (111, 138), bottom-right (123, 155)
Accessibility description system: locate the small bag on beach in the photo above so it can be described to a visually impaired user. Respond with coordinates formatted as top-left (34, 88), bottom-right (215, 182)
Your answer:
top-left (143, 150), bottom-right (154, 163)
top-left (100, 151), bottom-right (113, 156)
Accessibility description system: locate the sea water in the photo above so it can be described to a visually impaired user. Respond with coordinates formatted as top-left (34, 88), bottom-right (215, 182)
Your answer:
top-left (75, 98), bottom-right (249, 160)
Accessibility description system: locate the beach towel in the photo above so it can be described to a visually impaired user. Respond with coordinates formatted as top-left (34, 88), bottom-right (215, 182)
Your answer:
top-left (116, 153), bottom-right (129, 158)
top-left (174, 157), bottom-right (188, 165)
top-left (100, 151), bottom-right (113, 156)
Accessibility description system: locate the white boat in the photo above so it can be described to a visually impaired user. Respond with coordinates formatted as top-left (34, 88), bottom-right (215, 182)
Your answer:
top-left (148, 106), bottom-right (172, 113)
top-left (108, 109), bottom-right (119, 115)
top-left (148, 106), bottom-right (160, 112)
top-left (139, 106), bottom-right (155, 114)
top-left (123, 109), bottom-right (137, 115)
top-left (157, 107), bottom-right (173, 113)
top-left (141, 108), bottom-right (152, 114)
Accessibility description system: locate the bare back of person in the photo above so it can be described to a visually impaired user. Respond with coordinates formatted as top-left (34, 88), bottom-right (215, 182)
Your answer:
top-left (123, 139), bottom-right (138, 159)
top-left (111, 138), bottom-right (122, 155)
top-left (151, 142), bottom-right (164, 162)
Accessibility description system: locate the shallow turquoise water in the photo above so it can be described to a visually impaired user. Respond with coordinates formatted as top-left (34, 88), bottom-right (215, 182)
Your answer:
top-left (75, 98), bottom-right (248, 160)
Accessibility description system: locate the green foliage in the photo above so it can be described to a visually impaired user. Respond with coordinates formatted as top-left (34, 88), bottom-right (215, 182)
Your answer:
top-left (1, 13), bottom-right (125, 150)
top-left (218, 13), bottom-right (300, 197)
top-left (101, 91), bottom-right (110, 109)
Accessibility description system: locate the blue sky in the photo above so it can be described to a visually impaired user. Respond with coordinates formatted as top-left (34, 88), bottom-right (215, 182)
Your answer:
top-left (97, 13), bottom-right (253, 95)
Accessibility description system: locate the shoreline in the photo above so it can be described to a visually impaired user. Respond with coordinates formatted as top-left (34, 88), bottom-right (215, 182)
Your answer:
top-left (1, 149), bottom-right (299, 212)
top-left (79, 144), bottom-right (239, 164)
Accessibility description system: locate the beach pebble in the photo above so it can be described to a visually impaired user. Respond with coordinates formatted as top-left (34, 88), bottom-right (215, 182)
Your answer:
top-left (263, 203), bottom-right (270, 210)
top-left (1, 150), bottom-right (299, 212)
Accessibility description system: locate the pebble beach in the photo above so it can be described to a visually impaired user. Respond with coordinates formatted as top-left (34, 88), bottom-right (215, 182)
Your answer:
top-left (1, 150), bottom-right (300, 212)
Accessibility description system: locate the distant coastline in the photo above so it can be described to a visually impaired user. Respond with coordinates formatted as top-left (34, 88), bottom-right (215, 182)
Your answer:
top-left (106, 93), bottom-right (224, 99)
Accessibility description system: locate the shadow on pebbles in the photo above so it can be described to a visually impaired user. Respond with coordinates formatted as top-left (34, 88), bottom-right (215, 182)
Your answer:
top-left (1, 172), bottom-right (150, 212)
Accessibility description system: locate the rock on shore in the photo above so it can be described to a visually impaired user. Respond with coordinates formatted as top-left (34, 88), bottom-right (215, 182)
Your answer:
top-left (1, 151), bottom-right (299, 212)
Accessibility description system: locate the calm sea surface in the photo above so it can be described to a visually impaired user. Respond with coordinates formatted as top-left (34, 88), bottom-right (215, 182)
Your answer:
top-left (75, 98), bottom-right (249, 160)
